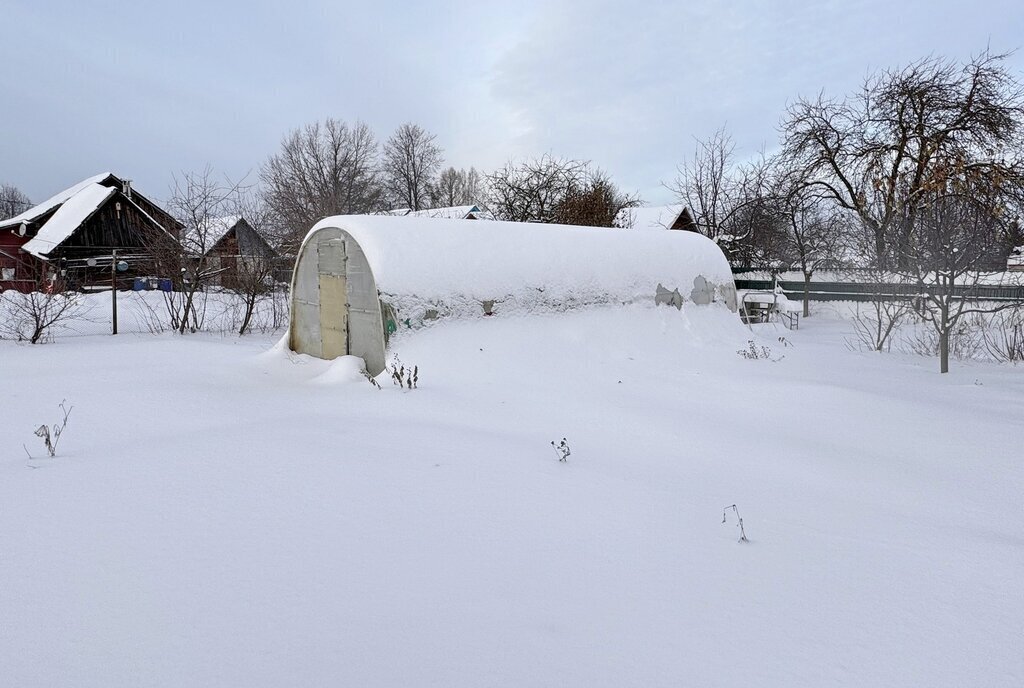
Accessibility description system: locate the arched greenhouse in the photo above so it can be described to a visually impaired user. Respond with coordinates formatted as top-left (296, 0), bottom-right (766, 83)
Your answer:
top-left (289, 215), bottom-right (737, 375)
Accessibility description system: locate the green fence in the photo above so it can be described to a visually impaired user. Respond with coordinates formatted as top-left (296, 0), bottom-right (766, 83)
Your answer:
top-left (733, 276), bottom-right (1024, 303)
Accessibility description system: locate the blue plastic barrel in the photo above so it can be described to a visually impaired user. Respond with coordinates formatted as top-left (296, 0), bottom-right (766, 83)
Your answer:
top-left (132, 278), bottom-right (146, 291)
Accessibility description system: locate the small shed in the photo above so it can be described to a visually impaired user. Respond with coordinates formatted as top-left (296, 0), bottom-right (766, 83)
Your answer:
top-left (289, 215), bottom-right (737, 375)
top-left (183, 216), bottom-right (279, 288)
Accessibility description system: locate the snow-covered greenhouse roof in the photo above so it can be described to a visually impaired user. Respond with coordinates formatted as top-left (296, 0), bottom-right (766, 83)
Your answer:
top-left (303, 214), bottom-right (734, 312)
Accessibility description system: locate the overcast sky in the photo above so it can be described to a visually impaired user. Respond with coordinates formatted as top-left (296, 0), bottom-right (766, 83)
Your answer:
top-left (2, 0), bottom-right (1022, 207)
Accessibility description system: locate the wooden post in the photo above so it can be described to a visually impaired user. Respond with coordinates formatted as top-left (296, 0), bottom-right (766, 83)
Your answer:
top-left (111, 249), bottom-right (118, 335)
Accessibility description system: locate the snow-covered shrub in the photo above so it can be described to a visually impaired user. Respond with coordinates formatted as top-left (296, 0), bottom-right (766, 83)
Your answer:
top-left (978, 307), bottom-right (1024, 363)
top-left (722, 504), bottom-right (749, 543)
top-left (362, 368), bottom-right (382, 389)
top-left (388, 355), bottom-right (418, 390)
top-left (736, 340), bottom-right (778, 360)
top-left (900, 315), bottom-right (984, 361)
top-left (848, 297), bottom-right (912, 353)
top-left (550, 438), bottom-right (571, 462)
top-left (0, 289), bottom-right (85, 344)
top-left (29, 400), bottom-right (73, 458)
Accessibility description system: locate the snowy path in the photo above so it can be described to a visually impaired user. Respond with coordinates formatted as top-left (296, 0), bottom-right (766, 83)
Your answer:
top-left (1, 305), bottom-right (1022, 687)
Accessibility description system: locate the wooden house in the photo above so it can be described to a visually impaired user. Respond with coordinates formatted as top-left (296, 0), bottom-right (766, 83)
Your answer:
top-left (0, 173), bottom-right (181, 292)
top-left (183, 216), bottom-right (280, 288)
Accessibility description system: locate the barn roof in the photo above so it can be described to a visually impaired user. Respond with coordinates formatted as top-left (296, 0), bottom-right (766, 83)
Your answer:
top-left (4, 172), bottom-right (181, 258)
top-left (302, 214), bottom-right (735, 320)
top-left (0, 172), bottom-right (115, 230)
top-left (20, 183), bottom-right (118, 258)
top-left (182, 215), bottom-right (242, 255)
top-left (182, 215), bottom-right (276, 257)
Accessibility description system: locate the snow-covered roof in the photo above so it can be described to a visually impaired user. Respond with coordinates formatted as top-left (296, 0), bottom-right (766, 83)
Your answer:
top-left (20, 183), bottom-right (118, 258)
top-left (616, 204), bottom-right (688, 230)
top-left (407, 205), bottom-right (477, 219)
top-left (302, 214), bottom-right (736, 321)
top-left (182, 215), bottom-right (242, 255)
top-left (0, 172), bottom-right (114, 231)
top-left (383, 205), bottom-right (492, 220)
top-left (1009, 245), bottom-right (1024, 268)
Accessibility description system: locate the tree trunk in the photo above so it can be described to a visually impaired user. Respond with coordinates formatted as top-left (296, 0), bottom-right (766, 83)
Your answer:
top-left (874, 226), bottom-right (888, 270)
top-left (802, 271), bottom-right (812, 318)
top-left (179, 285), bottom-right (201, 334)
top-left (939, 303), bottom-right (950, 374)
top-left (239, 292), bottom-right (257, 335)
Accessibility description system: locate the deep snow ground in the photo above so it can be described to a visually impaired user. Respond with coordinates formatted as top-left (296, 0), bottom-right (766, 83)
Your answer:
top-left (1, 305), bottom-right (1022, 687)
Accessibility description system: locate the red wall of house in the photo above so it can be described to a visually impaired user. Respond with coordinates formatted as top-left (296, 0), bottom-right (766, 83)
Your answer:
top-left (0, 228), bottom-right (41, 293)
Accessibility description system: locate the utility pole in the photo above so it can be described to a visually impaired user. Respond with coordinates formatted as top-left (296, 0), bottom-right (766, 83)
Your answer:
top-left (111, 249), bottom-right (118, 335)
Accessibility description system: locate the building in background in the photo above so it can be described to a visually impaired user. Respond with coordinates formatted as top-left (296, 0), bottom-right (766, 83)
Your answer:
top-left (0, 173), bottom-right (181, 292)
top-left (616, 204), bottom-right (696, 231)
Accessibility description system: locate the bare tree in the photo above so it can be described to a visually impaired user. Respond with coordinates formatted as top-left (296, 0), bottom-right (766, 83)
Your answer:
top-left (669, 127), bottom-right (782, 265)
top-left (781, 51), bottom-right (1024, 269)
top-left (228, 200), bottom-right (283, 335)
top-left (261, 119), bottom-right (383, 250)
top-left (846, 230), bottom-right (916, 353)
top-left (153, 167), bottom-right (249, 334)
top-left (551, 170), bottom-right (641, 227)
top-left (429, 166), bottom-right (484, 207)
top-left (0, 183), bottom-right (32, 220)
top-left (382, 123), bottom-right (443, 211)
top-left (772, 172), bottom-right (847, 316)
top-left (232, 251), bottom-right (279, 335)
top-left (849, 286), bottom-right (915, 353)
top-left (485, 155), bottom-right (588, 223)
top-left (670, 127), bottom-right (735, 239)
top-left (463, 167), bottom-right (484, 207)
top-left (430, 167), bottom-right (463, 208)
top-left (899, 178), bottom-right (1017, 373)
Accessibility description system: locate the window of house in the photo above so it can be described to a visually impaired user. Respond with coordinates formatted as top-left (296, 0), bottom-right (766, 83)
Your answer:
top-left (1, 267), bottom-right (15, 281)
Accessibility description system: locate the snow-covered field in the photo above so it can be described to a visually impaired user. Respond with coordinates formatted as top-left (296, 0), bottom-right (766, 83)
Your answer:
top-left (1, 304), bottom-right (1022, 687)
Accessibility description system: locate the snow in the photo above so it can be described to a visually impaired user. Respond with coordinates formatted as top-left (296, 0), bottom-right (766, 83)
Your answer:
top-left (616, 204), bottom-right (686, 230)
top-left (740, 290), bottom-right (802, 312)
top-left (0, 172), bottom-right (113, 230)
top-left (382, 205), bottom-right (494, 220)
top-left (1009, 245), bottom-right (1024, 269)
top-left (20, 183), bottom-right (117, 258)
top-left (304, 214), bottom-right (736, 321)
top-left (1, 305), bottom-right (1022, 686)
top-left (773, 292), bottom-right (801, 311)
top-left (0, 289), bottom-right (289, 339)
